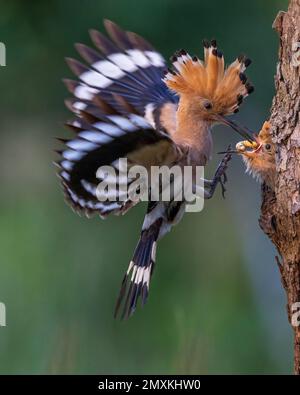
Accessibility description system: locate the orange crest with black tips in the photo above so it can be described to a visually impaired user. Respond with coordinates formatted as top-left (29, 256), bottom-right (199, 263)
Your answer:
top-left (163, 40), bottom-right (254, 116)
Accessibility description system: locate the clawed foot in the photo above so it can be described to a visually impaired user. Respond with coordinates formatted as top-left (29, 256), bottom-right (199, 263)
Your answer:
top-left (211, 146), bottom-right (232, 198)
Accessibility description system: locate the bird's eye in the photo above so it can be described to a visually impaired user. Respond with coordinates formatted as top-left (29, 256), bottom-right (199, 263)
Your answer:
top-left (264, 143), bottom-right (271, 151)
top-left (203, 100), bottom-right (212, 110)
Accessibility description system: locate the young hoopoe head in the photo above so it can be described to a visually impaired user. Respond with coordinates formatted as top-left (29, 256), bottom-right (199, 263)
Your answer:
top-left (163, 41), bottom-right (254, 140)
top-left (235, 121), bottom-right (276, 189)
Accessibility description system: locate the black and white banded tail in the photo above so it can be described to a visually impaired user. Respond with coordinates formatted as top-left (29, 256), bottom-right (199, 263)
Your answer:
top-left (114, 199), bottom-right (185, 319)
top-left (115, 216), bottom-right (162, 319)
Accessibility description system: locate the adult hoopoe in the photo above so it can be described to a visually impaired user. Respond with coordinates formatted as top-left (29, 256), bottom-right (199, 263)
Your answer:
top-left (56, 20), bottom-right (255, 318)
top-left (231, 121), bottom-right (276, 189)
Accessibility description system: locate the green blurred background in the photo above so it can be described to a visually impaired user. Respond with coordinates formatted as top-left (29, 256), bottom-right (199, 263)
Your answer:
top-left (0, 0), bottom-right (293, 374)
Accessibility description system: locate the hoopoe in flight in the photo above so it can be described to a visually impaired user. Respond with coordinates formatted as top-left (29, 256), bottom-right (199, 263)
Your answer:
top-left (231, 121), bottom-right (276, 189)
top-left (56, 20), bottom-right (255, 318)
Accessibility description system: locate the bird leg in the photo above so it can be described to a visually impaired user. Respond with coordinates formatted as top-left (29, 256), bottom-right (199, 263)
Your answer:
top-left (203, 147), bottom-right (232, 199)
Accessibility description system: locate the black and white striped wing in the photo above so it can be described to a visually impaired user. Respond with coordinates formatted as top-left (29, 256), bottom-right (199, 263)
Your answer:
top-left (64, 19), bottom-right (178, 131)
top-left (56, 113), bottom-right (176, 217)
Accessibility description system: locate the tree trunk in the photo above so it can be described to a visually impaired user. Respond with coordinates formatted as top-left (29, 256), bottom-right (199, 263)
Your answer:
top-left (259, 0), bottom-right (300, 374)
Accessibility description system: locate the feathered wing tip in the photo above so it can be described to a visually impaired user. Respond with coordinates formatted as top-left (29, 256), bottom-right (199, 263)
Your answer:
top-left (114, 217), bottom-right (162, 319)
top-left (55, 93), bottom-right (173, 219)
top-left (64, 19), bottom-right (177, 117)
top-left (163, 40), bottom-right (254, 115)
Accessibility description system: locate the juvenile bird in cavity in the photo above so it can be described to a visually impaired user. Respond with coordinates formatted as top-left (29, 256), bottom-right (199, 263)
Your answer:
top-left (56, 20), bottom-right (255, 318)
top-left (232, 121), bottom-right (276, 189)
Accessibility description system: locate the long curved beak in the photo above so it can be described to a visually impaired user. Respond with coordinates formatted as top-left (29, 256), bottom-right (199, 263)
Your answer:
top-left (217, 149), bottom-right (239, 154)
top-left (218, 116), bottom-right (254, 142)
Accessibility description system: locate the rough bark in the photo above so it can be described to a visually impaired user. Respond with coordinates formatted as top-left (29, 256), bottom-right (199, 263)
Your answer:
top-left (259, 0), bottom-right (300, 374)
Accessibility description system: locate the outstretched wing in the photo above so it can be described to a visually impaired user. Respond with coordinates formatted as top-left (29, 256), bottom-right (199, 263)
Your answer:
top-left (64, 19), bottom-right (178, 134)
top-left (57, 20), bottom-right (183, 217)
top-left (56, 108), bottom-right (178, 218)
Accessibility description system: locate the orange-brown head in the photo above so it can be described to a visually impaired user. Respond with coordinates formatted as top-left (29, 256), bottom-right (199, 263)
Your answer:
top-left (163, 42), bottom-right (254, 138)
top-left (236, 121), bottom-right (276, 188)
